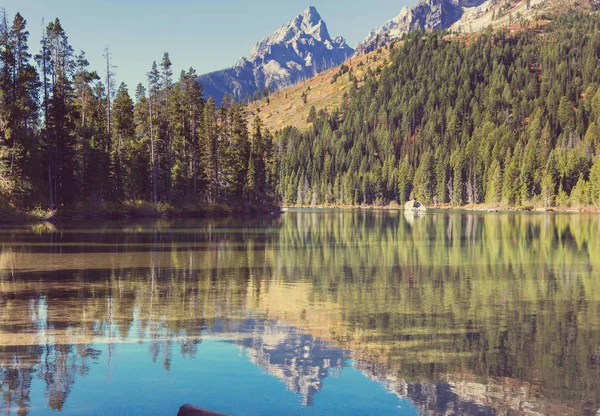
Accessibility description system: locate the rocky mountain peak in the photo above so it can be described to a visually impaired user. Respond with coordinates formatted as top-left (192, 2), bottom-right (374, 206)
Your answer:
top-left (198, 6), bottom-right (353, 105)
top-left (244, 6), bottom-right (336, 64)
top-left (356, 0), bottom-right (487, 54)
top-left (299, 5), bottom-right (323, 27)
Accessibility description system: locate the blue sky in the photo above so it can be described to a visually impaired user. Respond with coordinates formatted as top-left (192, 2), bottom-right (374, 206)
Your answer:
top-left (3, 0), bottom-right (411, 93)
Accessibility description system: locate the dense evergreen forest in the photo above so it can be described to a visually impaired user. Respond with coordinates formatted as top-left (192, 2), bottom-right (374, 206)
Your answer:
top-left (276, 13), bottom-right (600, 209)
top-left (4, 10), bottom-right (600, 216)
top-left (0, 13), bottom-right (277, 218)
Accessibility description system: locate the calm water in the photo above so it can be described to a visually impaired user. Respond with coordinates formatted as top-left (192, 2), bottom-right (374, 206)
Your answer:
top-left (0, 210), bottom-right (599, 415)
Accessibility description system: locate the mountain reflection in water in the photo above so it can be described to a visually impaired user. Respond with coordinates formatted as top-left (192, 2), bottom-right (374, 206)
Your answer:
top-left (0, 210), bottom-right (599, 415)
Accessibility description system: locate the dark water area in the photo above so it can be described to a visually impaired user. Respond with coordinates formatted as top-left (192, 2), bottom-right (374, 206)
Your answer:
top-left (0, 210), bottom-right (599, 415)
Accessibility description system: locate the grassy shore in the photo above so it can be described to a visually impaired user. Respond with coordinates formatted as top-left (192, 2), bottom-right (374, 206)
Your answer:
top-left (0, 200), bottom-right (281, 224)
top-left (3, 200), bottom-right (597, 224)
top-left (0, 200), bottom-right (56, 223)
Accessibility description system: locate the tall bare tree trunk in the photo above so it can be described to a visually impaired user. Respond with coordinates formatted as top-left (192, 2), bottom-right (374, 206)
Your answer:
top-left (104, 48), bottom-right (112, 156)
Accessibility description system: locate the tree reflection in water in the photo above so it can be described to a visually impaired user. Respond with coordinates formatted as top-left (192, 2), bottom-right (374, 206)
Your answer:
top-left (0, 211), bottom-right (599, 415)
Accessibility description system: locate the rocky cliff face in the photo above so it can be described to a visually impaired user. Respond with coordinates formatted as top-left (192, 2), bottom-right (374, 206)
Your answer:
top-left (356, 0), bottom-right (486, 53)
top-left (198, 6), bottom-right (354, 105)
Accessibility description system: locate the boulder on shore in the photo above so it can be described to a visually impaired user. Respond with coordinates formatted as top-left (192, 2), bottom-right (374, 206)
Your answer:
top-left (177, 404), bottom-right (228, 416)
top-left (404, 200), bottom-right (427, 212)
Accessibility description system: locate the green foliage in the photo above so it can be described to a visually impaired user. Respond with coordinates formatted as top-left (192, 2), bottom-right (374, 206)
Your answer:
top-left (275, 15), bottom-right (600, 209)
top-left (0, 12), bottom-right (277, 215)
top-left (540, 173), bottom-right (556, 208)
top-left (485, 160), bottom-right (503, 205)
top-left (413, 149), bottom-right (434, 204)
top-left (590, 158), bottom-right (600, 206)
top-left (307, 106), bottom-right (317, 123)
top-left (570, 174), bottom-right (590, 208)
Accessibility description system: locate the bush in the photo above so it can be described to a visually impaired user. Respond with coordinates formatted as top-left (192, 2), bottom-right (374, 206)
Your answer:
top-left (156, 202), bottom-right (175, 216)
top-left (123, 200), bottom-right (160, 217)
top-left (0, 200), bottom-right (56, 222)
top-left (29, 206), bottom-right (56, 221)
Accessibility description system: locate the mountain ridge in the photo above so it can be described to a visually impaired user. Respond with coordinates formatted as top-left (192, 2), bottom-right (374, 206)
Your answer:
top-left (248, 0), bottom-right (598, 133)
top-left (356, 0), bottom-right (491, 53)
top-left (355, 0), bottom-right (568, 53)
top-left (197, 6), bottom-right (353, 104)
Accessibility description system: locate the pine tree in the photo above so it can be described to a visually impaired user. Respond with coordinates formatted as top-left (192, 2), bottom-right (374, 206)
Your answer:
top-left (73, 51), bottom-right (102, 203)
top-left (247, 116), bottom-right (266, 205)
top-left (502, 151), bottom-right (521, 206)
top-left (112, 83), bottom-right (135, 201)
top-left (147, 61), bottom-right (161, 203)
top-left (42, 18), bottom-right (76, 207)
top-left (161, 52), bottom-right (174, 203)
top-left (541, 173), bottom-right (556, 208)
top-left (0, 12), bottom-right (39, 202)
top-left (450, 150), bottom-right (464, 206)
top-left (397, 155), bottom-right (413, 205)
top-left (201, 97), bottom-right (218, 203)
top-left (0, 10), bottom-right (15, 200)
top-left (133, 83), bottom-right (152, 200)
top-left (10, 13), bottom-right (39, 197)
top-left (558, 96), bottom-right (574, 132)
top-left (590, 158), bottom-right (600, 206)
top-left (570, 174), bottom-right (589, 208)
top-left (173, 68), bottom-right (203, 201)
top-left (227, 105), bottom-right (250, 204)
top-left (307, 106), bottom-right (317, 123)
top-left (519, 139), bottom-right (539, 203)
top-left (435, 149), bottom-right (448, 205)
top-left (103, 47), bottom-right (115, 166)
top-left (413, 149), bottom-right (434, 204)
top-left (485, 160), bottom-right (503, 205)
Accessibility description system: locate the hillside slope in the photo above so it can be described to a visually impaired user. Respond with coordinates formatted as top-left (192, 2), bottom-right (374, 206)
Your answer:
top-left (250, 0), bottom-right (595, 133)
top-left (248, 44), bottom-right (397, 132)
top-left (273, 12), bottom-right (600, 210)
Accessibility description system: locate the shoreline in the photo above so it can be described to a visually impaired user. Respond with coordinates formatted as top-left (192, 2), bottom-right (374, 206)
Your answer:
top-left (0, 202), bottom-right (282, 224)
top-left (3, 202), bottom-right (598, 224)
top-left (282, 204), bottom-right (600, 213)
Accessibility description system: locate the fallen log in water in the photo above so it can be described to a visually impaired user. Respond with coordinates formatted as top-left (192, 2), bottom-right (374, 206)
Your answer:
top-left (177, 404), bottom-right (228, 416)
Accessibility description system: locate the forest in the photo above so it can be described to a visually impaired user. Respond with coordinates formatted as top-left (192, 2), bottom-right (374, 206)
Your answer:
top-left (0, 13), bottom-right (278, 219)
top-left (4, 11), bottom-right (600, 217)
top-left (275, 13), bottom-right (600, 209)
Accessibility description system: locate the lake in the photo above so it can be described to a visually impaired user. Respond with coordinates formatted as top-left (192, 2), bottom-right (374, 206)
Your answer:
top-left (0, 209), bottom-right (599, 415)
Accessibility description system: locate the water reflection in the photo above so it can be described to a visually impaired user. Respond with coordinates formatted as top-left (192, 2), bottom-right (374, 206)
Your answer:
top-left (225, 321), bottom-right (347, 407)
top-left (0, 211), bottom-right (599, 415)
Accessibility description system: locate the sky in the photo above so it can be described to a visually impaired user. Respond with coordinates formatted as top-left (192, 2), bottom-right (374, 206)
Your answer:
top-left (3, 0), bottom-right (411, 92)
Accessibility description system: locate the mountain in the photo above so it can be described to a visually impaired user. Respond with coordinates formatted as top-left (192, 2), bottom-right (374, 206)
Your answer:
top-left (355, 0), bottom-right (558, 53)
top-left (198, 6), bottom-right (354, 105)
top-left (356, 0), bottom-right (485, 53)
top-left (226, 322), bottom-right (347, 406)
top-left (247, 44), bottom-right (396, 132)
